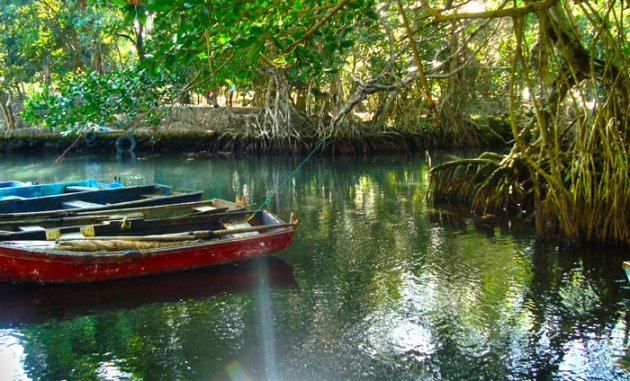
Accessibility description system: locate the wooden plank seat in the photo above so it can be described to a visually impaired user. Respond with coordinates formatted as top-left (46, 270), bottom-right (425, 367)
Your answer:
top-left (222, 221), bottom-right (260, 239)
top-left (17, 225), bottom-right (46, 231)
top-left (192, 206), bottom-right (217, 213)
top-left (64, 186), bottom-right (99, 193)
top-left (63, 200), bottom-right (104, 209)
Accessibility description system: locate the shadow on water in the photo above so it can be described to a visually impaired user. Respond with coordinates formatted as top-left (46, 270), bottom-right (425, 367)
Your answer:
top-left (0, 257), bottom-right (296, 328)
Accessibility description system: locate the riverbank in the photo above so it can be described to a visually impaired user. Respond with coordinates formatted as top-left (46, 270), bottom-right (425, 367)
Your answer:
top-left (0, 127), bottom-right (432, 156)
top-left (0, 106), bottom-right (509, 156)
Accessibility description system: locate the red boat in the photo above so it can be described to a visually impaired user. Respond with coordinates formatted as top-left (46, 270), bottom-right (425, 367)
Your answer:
top-left (0, 210), bottom-right (297, 284)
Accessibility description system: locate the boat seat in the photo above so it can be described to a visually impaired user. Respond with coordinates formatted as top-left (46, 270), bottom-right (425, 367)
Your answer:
top-left (192, 206), bottom-right (217, 213)
top-left (63, 200), bottom-right (103, 209)
top-left (61, 232), bottom-right (84, 240)
top-left (222, 221), bottom-right (259, 239)
top-left (18, 225), bottom-right (46, 232)
top-left (65, 186), bottom-right (99, 193)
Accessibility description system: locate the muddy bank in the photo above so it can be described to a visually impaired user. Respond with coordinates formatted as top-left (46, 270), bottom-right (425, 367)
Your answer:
top-left (0, 128), bottom-right (430, 156)
top-left (0, 106), bottom-right (431, 156)
top-left (0, 107), bottom-right (509, 156)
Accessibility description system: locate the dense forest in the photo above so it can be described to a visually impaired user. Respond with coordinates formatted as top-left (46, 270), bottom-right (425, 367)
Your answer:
top-left (1, 0), bottom-right (628, 246)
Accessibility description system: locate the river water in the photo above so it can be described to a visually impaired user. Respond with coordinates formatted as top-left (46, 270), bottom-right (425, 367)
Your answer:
top-left (0, 152), bottom-right (629, 381)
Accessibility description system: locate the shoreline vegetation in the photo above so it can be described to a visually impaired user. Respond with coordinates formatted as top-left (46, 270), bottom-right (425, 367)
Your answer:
top-left (0, 127), bottom-right (509, 156)
top-left (0, 107), bottom-right (512, 156)
top-left (0, 128), bottom-right (431, 156)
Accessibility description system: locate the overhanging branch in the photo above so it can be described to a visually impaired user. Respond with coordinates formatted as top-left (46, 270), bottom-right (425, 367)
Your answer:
top-left (331, 71), bottom-right (418, 128)
top-left (421, 0), bottom-right (558, 22)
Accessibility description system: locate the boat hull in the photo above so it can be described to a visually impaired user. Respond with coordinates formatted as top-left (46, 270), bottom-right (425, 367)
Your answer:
top-left (0, 229), bottom-right (294, 283)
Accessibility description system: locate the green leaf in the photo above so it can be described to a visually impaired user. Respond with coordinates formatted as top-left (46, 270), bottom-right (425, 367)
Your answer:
top-left (137, 6), bottom-right (148, 25)
top-left (341, 39), bottom-right (354, 48)
top-left (145, 0), bottom-right (172, 12)
top-left (246, 41), bottom-right (263, 62)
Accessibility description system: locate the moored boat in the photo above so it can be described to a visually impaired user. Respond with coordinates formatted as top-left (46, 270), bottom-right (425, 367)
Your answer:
top-left (0, 210), bottom-right (297, 283)
top-left (0, 184), bottom-right (202, 217)
top-left (623, 261), bottom-right (630, 282)
top-left (0, 198), bottom-right (243, 233)
top-left (0, 179), bottom-right (122, 200)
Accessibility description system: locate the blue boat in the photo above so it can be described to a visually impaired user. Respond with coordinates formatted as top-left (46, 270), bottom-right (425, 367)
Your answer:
top-left (0, 179), bottom-right (123, 200)
top-left (623, 261), bottom-right (630, 282)
top-left (0, 184), bottom-right (201, 216)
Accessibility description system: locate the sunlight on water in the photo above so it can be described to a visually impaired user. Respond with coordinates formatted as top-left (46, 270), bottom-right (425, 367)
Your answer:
top-left (253, 260), bottom-right (279, 380)
top-left (0, 330), bottom-right (29, 381)
top-left (96, 359), bottom-right (133, 381)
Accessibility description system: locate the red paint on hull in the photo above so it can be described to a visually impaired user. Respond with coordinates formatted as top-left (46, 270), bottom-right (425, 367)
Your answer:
top-left (0, 230), bottom-right (294, 283)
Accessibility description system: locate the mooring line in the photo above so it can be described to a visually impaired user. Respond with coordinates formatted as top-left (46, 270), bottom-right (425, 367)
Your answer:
top-left (244, 130), bottom-right (335, 222)
top-left (35, 132), bottom-right (85, 184)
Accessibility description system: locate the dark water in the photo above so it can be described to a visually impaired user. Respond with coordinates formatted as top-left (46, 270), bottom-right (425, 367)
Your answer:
top-left (1, 152), bottom-right (630, 381)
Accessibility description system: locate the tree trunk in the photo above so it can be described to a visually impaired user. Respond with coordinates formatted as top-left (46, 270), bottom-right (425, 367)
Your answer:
top-left (136, 23), bottom-right (145, 62)
top-left (0, 91), bottom-right (16, 130)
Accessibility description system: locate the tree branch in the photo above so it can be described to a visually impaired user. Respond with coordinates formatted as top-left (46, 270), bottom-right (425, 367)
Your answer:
top-left (421, 0), bottom-right (558, 22)
top-left (116, 33), bottom-right (136, 45)
top-left (331, 71), bottom-right (418, 129)
top-left (283, 0), bottom-right (354, 53)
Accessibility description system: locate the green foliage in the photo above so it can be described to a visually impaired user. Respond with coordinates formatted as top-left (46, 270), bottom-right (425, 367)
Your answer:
top-left (0, 0), bottom-right (130, 89)
top-left (22, 69), bottom-right (170, 131)
top-left (136, 0), bottom-right (378, 90)
top-left (0, 0), bottom-right (49, 87)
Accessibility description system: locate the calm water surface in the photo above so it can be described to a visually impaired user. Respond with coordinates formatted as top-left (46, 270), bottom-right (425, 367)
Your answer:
top-left (1, 152), bottom-right (629, 381)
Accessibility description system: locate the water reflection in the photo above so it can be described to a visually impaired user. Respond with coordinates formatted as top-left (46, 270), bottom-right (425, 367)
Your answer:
top-left (0, 257), bottom-right (295, 329)
top-left (1, 153), bottom-right (630, 380)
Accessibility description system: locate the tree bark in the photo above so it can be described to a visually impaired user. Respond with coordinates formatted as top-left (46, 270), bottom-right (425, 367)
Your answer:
top-left (0, 91), bottom-right (16, 130)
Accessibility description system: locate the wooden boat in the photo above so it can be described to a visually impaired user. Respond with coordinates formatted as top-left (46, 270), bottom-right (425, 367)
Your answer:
top-left (0, 178), bottom-right (122, 200)
top-left (0, 257), bottom-right (295, 328)
top-left (623, 261), bottom-right (630, 282)
top-left (0, 210), bottom-right (298, 283)
top-left (0, 183), bottom-right (202, 217)
top-left (0, 198), bottom-right (243, 233)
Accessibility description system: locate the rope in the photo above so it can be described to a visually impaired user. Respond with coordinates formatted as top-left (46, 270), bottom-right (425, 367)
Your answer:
top-left (35, 132), bottom-right (84, 184)
top-left (244, 129), bottom-right (334, 221)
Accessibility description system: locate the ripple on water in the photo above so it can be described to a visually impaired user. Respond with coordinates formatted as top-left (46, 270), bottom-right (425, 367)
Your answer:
top-left (0, 329), bottom-right (28, 381)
